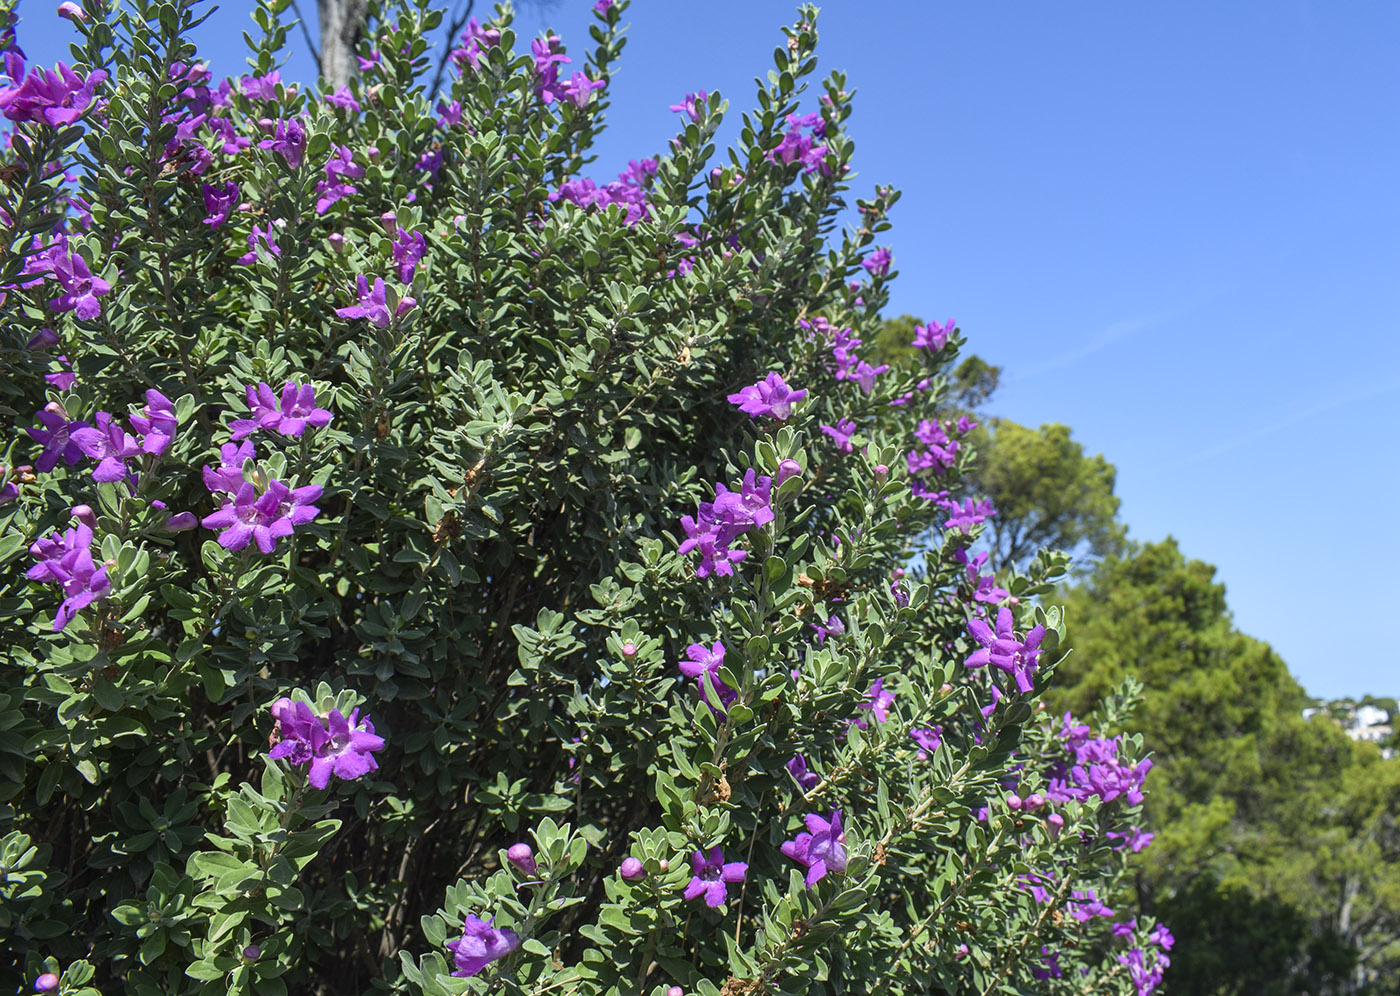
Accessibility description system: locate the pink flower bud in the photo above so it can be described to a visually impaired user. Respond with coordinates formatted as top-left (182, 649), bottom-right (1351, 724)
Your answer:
top-left (328, 232), bottom-right (345, 254)
top-left (242, 944), bottom-right (262, 960)
top-left (954, 944), bottom-right (969, 961)
top-left (668, 988), bottom-right (684, 996)
top-left (164, 512), bottom-right (199, 531)
top-left (506, 843), bottom-right (536, 875)
top-left (1006, 793), bottom-right (1022, 811)
top-left (1047, 813), bottom-right (1064, 839)
top-left (776, 459), bottom-right (802, 487)
top-left (891, 568), bottom-right (905, 580)
top-left (57, 2), bottom-right (86, 21)
top-left (620, 642), bottom-right (637, 658)
top-left (658, 858), bottom-right (670, 872)
top-left (939, 683), bottom-right (953, 695)
top-left (70, 504), bottom-right (96, 528)
top-left (1024, 793), bottom-right (1044, 811)
top-left (380, 210), bottom-right (397, 235)
top-left (619, 856), bottom-right (646, 881)
top-left (873, 463), bottom-right (889, 482)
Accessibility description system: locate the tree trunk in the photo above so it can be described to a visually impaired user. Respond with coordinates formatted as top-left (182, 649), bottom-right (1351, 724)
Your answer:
top-left (317, 0), bottom-right (369, 91)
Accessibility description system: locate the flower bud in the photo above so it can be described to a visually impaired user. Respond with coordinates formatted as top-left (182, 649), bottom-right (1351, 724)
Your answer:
top-left (328, 232), bottom-right (345, 254)
top-left (619, 856), bottom-right (646, 881)
top-left (1006, 793), bottom-right (1022, 811)
top-left (708, 167), bottom-right (725, 189)
top-left (873, 463), bottom-right (889, 483)
top-left (1046, 813), bottom-right (1064, 839)
top-left (506, 843), bottom-right (537, 875)
top-left (1024, 793), bottom-right (1044, 811)
top-left (242, 945), bottom-right (262, 960)
top-left (34, 974), bottom-right (60, 992)
top-left (620, 642), bottom-right (637, 658)
top-left (380, 210), bottom-right (398, 235)
top-left (70, 504), bottom-right (96, 528)
top-left (164, 512), bottom-right (199, 531)
top-left (890, 581), bottom-right (909, 608)
top-left (57, 2), bottom-right (86, 21)
top-left (891, 568), bottom-right (905, 580)
top-left (658, 858), bottom-right (670, 872)
top-left (27, 328), bottom-right (59, 350)
top-left (668, 988), bottom-right (684, 996)
top-left (776, 459), bottom-right (802, 487)
top-left (955, 944), bottom-right (969, 961)
top-left (939, 683), bottom-right (953, 695)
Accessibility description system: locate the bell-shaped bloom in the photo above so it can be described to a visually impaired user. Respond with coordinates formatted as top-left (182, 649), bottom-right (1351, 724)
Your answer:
top-left (820, 419), bottom-right (857, 454)
top-left (965, 607), bottom-right (1046, 694)
top-left (0, 59), bottom-right (107, 126)
top-left (27, 522), bottom-right (110, 631)
top-left (683, 846), bottom-right (746, 907)
top-left (48, 250), bottom-right (111, 321)
top-left (267, 698), bottom-right (385, 789)
top-left (229, 381), bottom-right (331, 440)
top-left (786, 754), bottom-right (820, 792)
top-left (781, 810), bottom-right (848, 888)
top-left (127, 389), bottom-right (177, 455)
top-left (727, 372), bottom-right (807, 420)
top-left (447, 914), bottom-right (519, 977)
top-left (71, 412), bottom-right (141, 482)
top-left (678, 640), bottom-right (737, 712)
top-left (392, 228), bottom-right (427, 284)
top-left (202, 180), bottom-right (240, 228)
top-left (202, 479), bottom-right (321, 553)
top-left (27, 407), bottom-right (89, 472)
top-left (912, 318), bottom-right (954, 351)
top-left (257, 117), bottom-right (306, 169)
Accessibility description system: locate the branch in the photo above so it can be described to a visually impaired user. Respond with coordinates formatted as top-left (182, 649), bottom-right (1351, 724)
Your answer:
top-left (289, 0), bottom-right (322, 70)
top-left (428, 0), bottom-right (475, 100)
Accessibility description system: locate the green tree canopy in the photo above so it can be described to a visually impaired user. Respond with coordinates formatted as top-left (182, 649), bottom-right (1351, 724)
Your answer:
top-left (967, 420), bottom-right (1124, 571)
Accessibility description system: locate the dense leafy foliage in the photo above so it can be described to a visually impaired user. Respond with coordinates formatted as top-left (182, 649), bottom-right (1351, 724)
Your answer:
top-left (0, 1), bottom-right (1170, 994)
top-left (1054, 540), bottom-right (1400, 995)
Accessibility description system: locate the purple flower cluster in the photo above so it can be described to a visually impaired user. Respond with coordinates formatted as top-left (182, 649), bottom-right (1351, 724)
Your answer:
top-left (768, 111), bottom-right (829, 174)
top-left (912, 318), bottom-right (955, 351)
top-left (14, 236), bottom-right (113, 320)
top-left (907, 419), bottom-right (960, 476)
top-left (938, 496), bottom-right (996, 532)
top-left (315, 145), bottom-right (363, 214)
top-left (335, 275), bottom-right (416, 327)
top-left (820, 418), bottom-right (857, 453)
top-left (447, 915), bottom-right (519, 977)
top-left (953, 549), bottom-right (1009, 604)
top-left (0, 55), bottom-right (106, 126)
top-left (229, 381), bottom-right (332, 440)
top-left (853, 678), bottom-right (895, 730)
top-left (27, 521), bottom-right (110, 631)
top-left (449, 19), bottom-right (501, 73)
top-left (910, 726), bottom-right (942, 759)
top-left (548, 159), bottom-right (658, 226)
top-left (677, 469), bottom-right (774, 578)
top-left (669, 90), bottom-right (708, 123)
top-left (802, 316), bottom-right (889, 395)
top-left (1120, 927), bottom-right (1174, 996)
top-left (728, 372), bottom-right (807, 420)
top-left (964, 607), bottom-right (1046, 694)
top-left (1045, 713), bottom-right (1154, 807)
top-left (781, 810), bottom-right (847, 888)
top-left (862, 247), bottom-right (891, 278)
top-left (267, 698), bottom-right (385, 789)
top-left (202, 479), bottom-right (321, 553)
top-left (677, 641), bottom-right (737, 713)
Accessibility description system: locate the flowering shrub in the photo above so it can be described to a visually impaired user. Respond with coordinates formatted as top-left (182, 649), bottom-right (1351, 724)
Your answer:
top-left (0, 1), bottom-right (1169, 994)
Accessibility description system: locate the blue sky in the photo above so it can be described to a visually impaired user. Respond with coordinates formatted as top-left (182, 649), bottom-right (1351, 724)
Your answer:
top-left (21, 1), bottom-right (1399, 699)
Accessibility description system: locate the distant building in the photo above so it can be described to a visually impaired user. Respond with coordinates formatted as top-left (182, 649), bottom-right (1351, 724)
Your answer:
top-left (1304, 702), bottom-right (1395, 760)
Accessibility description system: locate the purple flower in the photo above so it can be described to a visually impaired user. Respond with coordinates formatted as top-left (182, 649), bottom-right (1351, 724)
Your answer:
top-left (449, 19), bottom-right (501, 73)
top-left (203, 440), bottom-right (256, 494)
top-left (258, 117), bottom-right (306, 169)
top-left (912, 318), bottom-right (954, 351)
top-left (1032, 947), bottom-right (1063, 981)
top-left (229, 381), bottom-right (332, 440)
top-left (965, 607), bottom-right (1045, 694)
top-left (953, 549), bottom-right (1009, 604)
top-left (782, 810), bottom-right (847, 888)
top-left (1119, 948), bottom-right (1166, 996)
top-left (668, 90), bottom-right (708, 123)
top-left (506, 843), bottom-right (537, 875)
top-left (28, 407), bottom-right (91, 475)
top-left (708, 469), bottom-right (774, 531)
top-left (241, 71), bottom-right (281, 101)
top-left (202, 180), bottom-right (240, 228)
top-left (619, 856), bottom-right (647, 881)
top-left (910, 726), bottom-right (942, 760)
top-left (683, 846), bottom-right (746, 907)
top-left (678, 641), bottom-right (737, 712)
top-left (846, 360), bottom-right (889, 395)
top-left (127, 389), bottom-right (177, 455)
top-left (0, 60), bottom-right (107, 126)
top-left (447, 914), bottom-right (519, 977)
top-left (324, 86), bottom-right (359, 111)
top-left (1113, 919), bottom-right (1139, 939)
top-left (1108, 826), bottom-right (1156, 853)
top-left (48, 250), bottom-right (111, 320)
top-left (392, 228), bottom-right (426, 284)
top-left (776, 459), bottom-right (803, 488)
top-left (594, 0), bottom-right (614, 12)
top-left (531, 36), bottom-right (571, 104)
top-left (1068, 888), bottom-right (1114, 922)
top-left (810, 614), bottom-right (844, 645)
top-left (70, 412), bottom-right (141, 482)
top-left (268, 698), bottom-right (385, 789)
top-left (27, 522), bottom-right (110, 631)
top-left (820, 419), bottom-right (857, 454)
top-left (727, 372), bottom-right (807, 420)
top-left (336, 275), bottom-right (408, 328)
top-left (561, 71), bottom-right (606, 108)
top-left (862, 248), bottom-right (891, 277)
top-left (202, 479), bottom-right (321, 553)
top-left (940, 497), bottom-right (995, 533)
top-left (315, 179), bottom-right (356, 214)
top-left (237, 223), bottom-right (282, 265)
top-left (786, 755), bottom-right (819, 791)
top-left (854, 678), bottom-right (895, 729)
top-left (27, 328), bottom-right (59, 350)
top-left (677, 513), bottom-right (747, 578)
